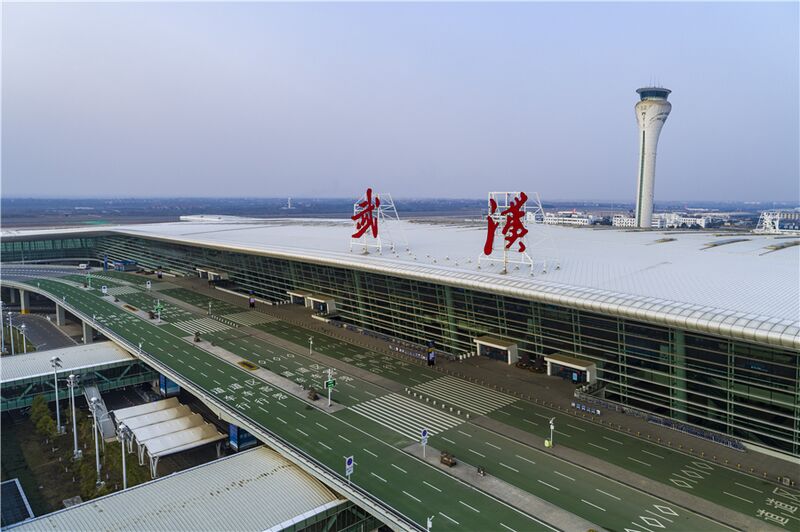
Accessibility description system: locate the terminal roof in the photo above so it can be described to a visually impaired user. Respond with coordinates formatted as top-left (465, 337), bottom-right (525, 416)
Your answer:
top-left (5, 218), bottom-right (799, 348)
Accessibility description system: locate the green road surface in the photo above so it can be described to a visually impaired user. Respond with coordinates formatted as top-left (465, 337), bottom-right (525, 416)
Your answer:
top-left (14, 276), bottom-right (740, 532)
top-left (21, 279), bottom-right (559, 531)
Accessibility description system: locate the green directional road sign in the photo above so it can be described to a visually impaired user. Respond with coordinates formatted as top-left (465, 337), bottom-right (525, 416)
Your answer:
top-left (325, 379), bottom-right (336, 389)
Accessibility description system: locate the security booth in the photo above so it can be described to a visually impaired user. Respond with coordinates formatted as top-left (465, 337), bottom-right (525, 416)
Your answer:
top-left (196, 268), bottom-right (229, 282)
top-left (287, 290), bottom-right (312, 306)
top-left (474, 336), bottom-right (519, 364)
top-left (306, 294), bottom-right (336, 314)
top-left (544, 353), bottom-right (596, 384)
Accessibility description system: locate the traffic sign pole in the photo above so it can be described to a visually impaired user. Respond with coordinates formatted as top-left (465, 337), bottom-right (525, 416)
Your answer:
top-left (327, 368), bottom-right (333, 407)
top-left (345, 455), bottom-right (354, 484)
top-left (421, 428), bottom-right (429, 458)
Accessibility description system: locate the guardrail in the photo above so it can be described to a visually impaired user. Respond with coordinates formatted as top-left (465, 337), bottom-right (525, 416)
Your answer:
top-left (7, 280), bottom-right (423, 532)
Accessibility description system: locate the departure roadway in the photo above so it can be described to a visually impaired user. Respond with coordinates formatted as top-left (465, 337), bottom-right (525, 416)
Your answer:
top-left (2, 270), bottom-right (790, 531)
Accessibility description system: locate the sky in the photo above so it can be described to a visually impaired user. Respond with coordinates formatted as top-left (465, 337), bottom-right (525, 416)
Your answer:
top-left (2, 2), bottom-right (798, 202)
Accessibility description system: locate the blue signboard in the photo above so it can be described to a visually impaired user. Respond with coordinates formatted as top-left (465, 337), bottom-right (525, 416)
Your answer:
top-left (228, 425), bottom-right (257, 451)
top-left (159, 375), bottom-right (180, 397)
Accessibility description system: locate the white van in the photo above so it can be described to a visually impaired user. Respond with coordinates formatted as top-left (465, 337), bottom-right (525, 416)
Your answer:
top-left (78, 263), bottom-right (89, 270)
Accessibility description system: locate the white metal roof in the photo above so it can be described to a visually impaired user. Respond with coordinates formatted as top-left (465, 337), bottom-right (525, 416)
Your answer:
top-left (0, 342), bottom-right (133, 383)
top-left (5, 218), bottom-right (799, 348)
top-left (9, 447), bottom-right (343, 532)
top-left (113, 397), bottom-right (180, 421)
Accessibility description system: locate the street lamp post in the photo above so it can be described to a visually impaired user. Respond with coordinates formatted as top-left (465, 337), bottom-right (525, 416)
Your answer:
top-left (549, 417), bottom-right (556, 448)
top-left (207, 301), bottom-right (212, 316)
top-left (20, 324), bottom-right (27, 354)
top-left (89, 397), bottom-right (104, 487)
top-left (67, 374), bottom-right (82, 460)
top-left (50, 356), bottom-right (63, 433)
top-left (117, 423), bottom-right (130, 489)
top-left (309, 336), bottom-right (313, 355)
top-left (8, 312), bottom-right (15, 355)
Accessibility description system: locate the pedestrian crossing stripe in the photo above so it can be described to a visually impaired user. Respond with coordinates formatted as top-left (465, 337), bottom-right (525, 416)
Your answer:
top-left (412, 376), bottom-right (518, 415)
top-left (225, 311), bottom-right (279, 326)
top-left (105, 286), bottom-right (140, 296)
top-left (349, 393), bottom-right (464, 441)
top-left (92, 275), bottom-right (134, 285)
top-left (171, 318), bottom-right (232, 335)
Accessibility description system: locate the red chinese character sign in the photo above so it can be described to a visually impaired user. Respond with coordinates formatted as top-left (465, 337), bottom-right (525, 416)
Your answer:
top-left (484, 192), bottom-right (529, 255)
top-left (479, 191), bottom-right (535, 274)
top-left (350, 188), bottom-right (408, 254)
top-left (352, 188), bottom-right (380, 239)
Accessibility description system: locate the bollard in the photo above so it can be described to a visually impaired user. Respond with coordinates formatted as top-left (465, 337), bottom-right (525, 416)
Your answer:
top-left (637, 431), bottom-right (640, 436)
top-left (678, 444), bottom-right (683, 449)
top-left (737, 464), bottom-right (741, 469)
top-left (700, 452), bottom-right (704, 457)
top-left (749, 467), bottom-right (754, 473)
top-left (724, 459), bottom-right (729, 464)
top-left (466, 413), bottom-right (470, 419)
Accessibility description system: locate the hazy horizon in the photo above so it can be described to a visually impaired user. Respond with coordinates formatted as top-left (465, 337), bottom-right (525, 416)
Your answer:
top-left (3, 2), bottom-right (798, 202)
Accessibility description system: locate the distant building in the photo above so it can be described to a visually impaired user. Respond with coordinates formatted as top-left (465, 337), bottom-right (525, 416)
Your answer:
top-left (540, 211), bottom-right (594, 226)
top-left (613, 213), bottom-right (714, 229)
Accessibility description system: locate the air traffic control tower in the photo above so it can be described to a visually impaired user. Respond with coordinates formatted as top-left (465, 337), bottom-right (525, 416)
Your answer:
top-left (634, 87), bottom-right (672, 228)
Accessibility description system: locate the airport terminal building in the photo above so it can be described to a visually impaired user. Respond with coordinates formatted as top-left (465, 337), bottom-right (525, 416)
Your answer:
top-left (2, 217), bottom-right (798, 457)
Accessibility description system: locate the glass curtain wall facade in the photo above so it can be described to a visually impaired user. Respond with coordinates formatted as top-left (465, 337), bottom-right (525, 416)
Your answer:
top-left (3, 234), bottom-right (798, 456)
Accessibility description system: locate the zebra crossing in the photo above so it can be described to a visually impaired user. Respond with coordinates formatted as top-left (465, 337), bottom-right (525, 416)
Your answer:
top-left (412, 376), bottom-right (518, 415)
top-left (349, 393), bottom-right (464, 441)
top-left (225, 311), bottom-right (279, 327)
top-left (92, 274), bottom-right (133, 285)
top-left (171, 317), bottom-right (232, 335)
top-left (104, 286), bottom-right (140, 296)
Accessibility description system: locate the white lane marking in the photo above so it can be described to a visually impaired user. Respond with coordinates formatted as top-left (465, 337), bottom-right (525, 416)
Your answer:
top-left (515, 454), bottom-right (536, 465)
top-left (457, 430), bottom-right (472, 438)
top-left (538, 479), bottom-right (560, 490)
top-left (403, 490), bottom-right (421, 503)
top-left (735, 482), bottom-right (763, 494)
top-left (200, 372), bottom-right (208, 377)
top-left (641, 449), bottom-right (664, 459)
top-left (566, 423), bottom-right (586, 432)
top-left (602, 436), bottom-right (623, 445)
top-left (499, 462), bottom-right (519, 473)
top-left (258, 406), bottom-right (269, 414)
top-left (296, 428), bottom-right (309, 437)
top-left (523, 419), bottom-right (538, 426)
top-left (295, 412), bottom-right (306, 419)
top-left (646, 509), bottom-right (673, 523)
top-left (315, 422), bottom-right (328, 430)
top-left (318, 441), bottom-right (332, 450)
top-left (441, 437), bottom-right (456, 445)
top-left (276, 417), bottom-right (287, 424)
top-left (362, 448), bottom-right (378, 458)
top-left (596, 488), bottom-right (621, 500)
top-left (723, 491), bottom-right (753, 504)
top-left (627, 456), bottom-right (651, 467)
top-left (458, 500), bottom-right (480, 513)
top-left (499, 523), bottom-right (518, 532)
top-left (588, 442), bottom-right (608, 451)
top-left (423, 480), bottom-right (441, 492)
top-left (438, 512), bottom-right (459, 525)
top-left (508, 404), bottom-right (524, 411)
top-left (391, 463), bottom-right (407, 474)
top-left (338, 435), bottom-right (352, 443)
top-left (485, 442), bottom-right (502, 450)
top-left (581, 499), bottom-right (606, 512)
top-left (370, 472), bottom-right (387, 482)
top-left (554, 470), bottom-right (575, 481)
top-left (469, 449), bottom-right (486, 458)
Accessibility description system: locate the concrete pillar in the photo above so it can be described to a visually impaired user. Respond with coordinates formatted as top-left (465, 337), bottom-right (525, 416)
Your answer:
top-left (56, 305), bottom-right (66, 326)
top-left (83, 321), bottom-right (94, 344)
top-left (19, 290), bottom-right (30, 314)
top-left (9, 289), bottom-right (17, 304)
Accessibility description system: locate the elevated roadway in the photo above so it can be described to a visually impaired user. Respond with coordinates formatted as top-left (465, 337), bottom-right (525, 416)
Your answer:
top-left (2, 271), bottom-right (771, 531)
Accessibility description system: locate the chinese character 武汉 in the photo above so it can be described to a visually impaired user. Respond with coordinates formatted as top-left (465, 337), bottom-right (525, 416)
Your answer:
top-left (484, 192), bottom-right (529, 255)
top-left (352, 188), bottom-right (380, 238)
